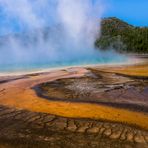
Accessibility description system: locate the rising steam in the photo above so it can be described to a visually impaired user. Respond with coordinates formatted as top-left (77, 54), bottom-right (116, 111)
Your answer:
top-left (0, 0), bottom-right (126, 72)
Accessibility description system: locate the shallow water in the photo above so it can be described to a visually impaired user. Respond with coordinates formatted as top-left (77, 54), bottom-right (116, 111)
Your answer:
top-left (0, 51), bottom-right (129, 73)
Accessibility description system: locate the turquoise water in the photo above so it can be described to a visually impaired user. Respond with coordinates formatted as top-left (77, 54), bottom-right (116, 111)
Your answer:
top-left (0, 51), bottom-right (128, 73)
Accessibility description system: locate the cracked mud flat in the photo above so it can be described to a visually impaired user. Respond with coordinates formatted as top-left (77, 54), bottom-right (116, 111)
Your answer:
top-left (0, 64), bottom-right (148, 147)
top-left (0, 105), bottom-right (147, 148)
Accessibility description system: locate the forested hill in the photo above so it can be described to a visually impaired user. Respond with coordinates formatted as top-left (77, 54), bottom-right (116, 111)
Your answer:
top-left (95, 17), bottom-right (148, 53)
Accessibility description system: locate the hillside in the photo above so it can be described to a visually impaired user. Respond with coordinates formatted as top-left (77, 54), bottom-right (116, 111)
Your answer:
top-left (95, 17), bottom-right (148, 53)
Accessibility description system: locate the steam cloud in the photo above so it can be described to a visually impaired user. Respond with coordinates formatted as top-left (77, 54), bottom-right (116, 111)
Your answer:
top-left (0, 0), bottom-right (125, 72)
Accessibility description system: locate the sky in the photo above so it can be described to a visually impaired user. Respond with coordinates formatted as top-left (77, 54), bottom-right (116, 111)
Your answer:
top-left (104, 0), bottom-right (148, 26)
top-left (0, 0), bottom-right (148, 36)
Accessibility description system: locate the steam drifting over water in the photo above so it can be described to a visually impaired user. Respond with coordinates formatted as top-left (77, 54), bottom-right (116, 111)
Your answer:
top-left (0, 0), bottom-right (127, 72)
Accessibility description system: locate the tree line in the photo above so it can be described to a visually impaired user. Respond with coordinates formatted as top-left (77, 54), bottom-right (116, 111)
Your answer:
top-left (95, 17), bottom-right (148, 53)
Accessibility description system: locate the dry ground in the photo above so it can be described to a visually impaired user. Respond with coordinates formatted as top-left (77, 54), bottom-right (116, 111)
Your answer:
top-left (0, 64), bottom-right (147, 147)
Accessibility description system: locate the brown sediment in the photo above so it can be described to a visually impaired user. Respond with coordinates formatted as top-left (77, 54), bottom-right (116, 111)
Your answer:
top-left (0, 66), bottom-right (147, 131)
top-left (96, 63), bottom-right (148, 78)
top-left (0, 105), bottom-right (147, 148)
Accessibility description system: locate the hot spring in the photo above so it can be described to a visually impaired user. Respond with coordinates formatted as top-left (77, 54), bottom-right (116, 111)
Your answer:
top-left (0, 49), bottom-right (128, 73)
top-left (0, 0), bottom-right (129, 74)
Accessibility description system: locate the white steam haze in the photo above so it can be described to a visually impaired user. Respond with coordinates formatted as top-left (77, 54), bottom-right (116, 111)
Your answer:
top-left (0, 0), bottom-right (126, 72)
